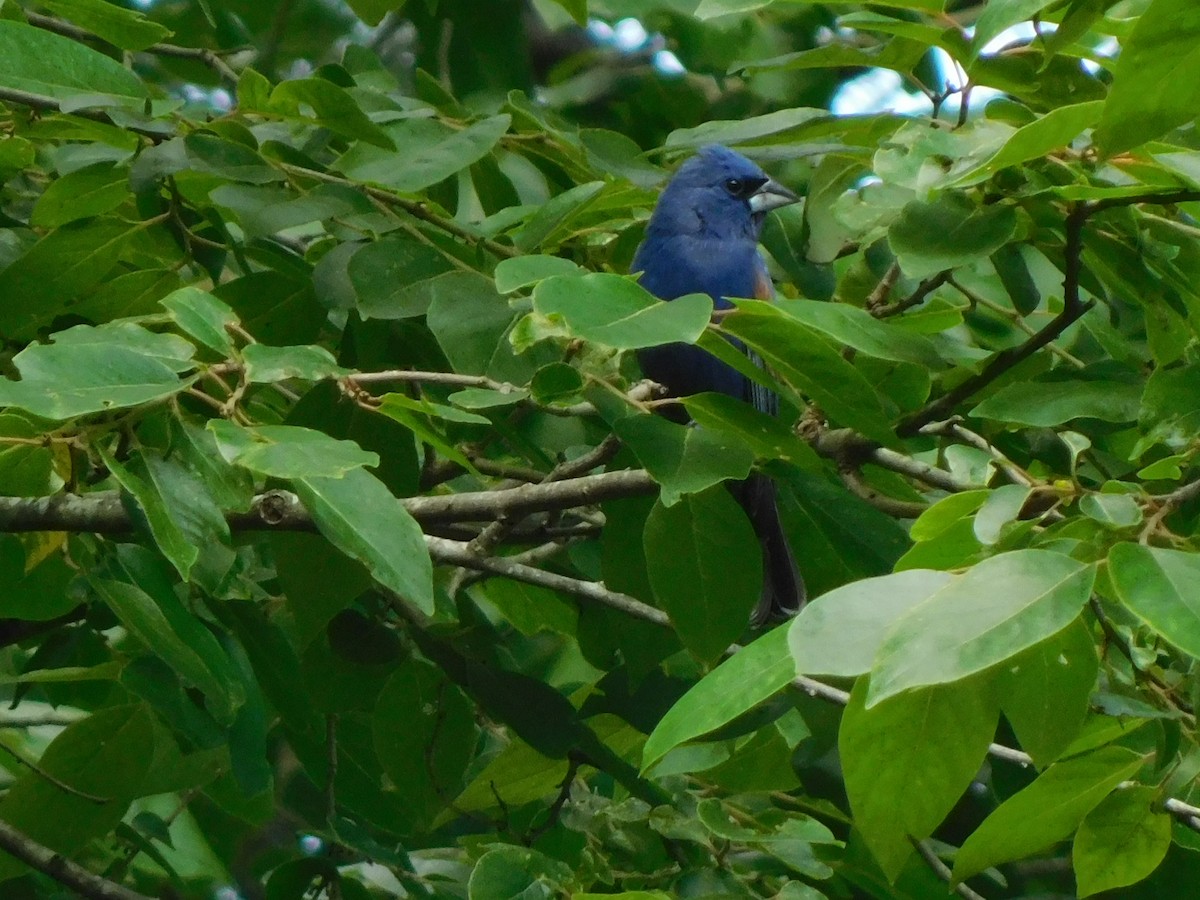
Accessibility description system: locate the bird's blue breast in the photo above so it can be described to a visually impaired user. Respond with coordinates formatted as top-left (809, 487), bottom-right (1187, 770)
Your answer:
top-left (634, 232), bottom-right (762, 402)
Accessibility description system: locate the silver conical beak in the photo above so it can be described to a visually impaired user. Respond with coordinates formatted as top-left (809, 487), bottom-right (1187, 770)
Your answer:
top-left (748, 177), bottom-right (799, 214)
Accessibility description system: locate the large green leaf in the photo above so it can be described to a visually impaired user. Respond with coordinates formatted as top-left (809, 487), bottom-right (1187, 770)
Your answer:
top-left (0, 330), bottom-right (188, 421)
top-left (889, 194), bottom-right (1018, 279)
top-left (951, 101), bottom-right (1105, 186)
top-left (532, 273), bottom-right (712, 350)
top-left (270, 78), bottom-right (395, 148)
top-left (40, 0), bottom-right (172, 50)
top-left (642, 625), bottom-right (794, 771)
top-left (373, 660), bottom-right (476, 829)
top-left (1073, 786), bottom-right (1172, 896)
top-left (952, 747), bottom-right (1146, 883)
top-left (644, 486), bottom-right (761, 663)
top-left (335, 115), bottom-right (511, 191)
top-left (972, 380), bottom-right (1143, 426)
top-left (0, 219), bottom-right (139, 339)
top-left (30, 161), bottom-right (131, 228)
top-left (90, 578), bottom-right (245, 725)
top-left (721, 302), bottom-right (894, 444)
top-left (348, 238), bottom-right (458, 319)
top-left (789, 569), bottom-right (954, 678)
top-left (775, 299), bottom-right (947, 369)
top-left (0, 705), bottom-right (156, 881)
top-left (0, 20), bottom-right (149, 103)
top-left (868, 550), bottom-right (1096, 705)
top-left (1109, 543), bottom-right (1200, 659)
top-left (292, 468), bottom-right (434, 614)
top-left (841, 678), bottom-right (997, 880)
top-left (1094, 0), bottom-right (1200, 155)
top-left (207, 421), bottom-right (379, 478)
top-left (1000, 618), bottom-right (1097, 768)
top-left (616, 414), bottom-right (755, 506)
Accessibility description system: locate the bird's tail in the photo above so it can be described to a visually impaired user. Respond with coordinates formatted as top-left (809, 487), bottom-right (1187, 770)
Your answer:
top-left (736, 474), bottom-right (806, 626)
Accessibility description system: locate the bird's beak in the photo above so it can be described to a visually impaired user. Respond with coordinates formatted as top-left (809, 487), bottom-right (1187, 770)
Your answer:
top-left (748, 178), bottom-right (799, 214)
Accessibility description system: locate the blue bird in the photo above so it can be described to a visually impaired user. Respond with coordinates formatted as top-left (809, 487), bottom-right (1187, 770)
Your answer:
top-left (632, 144), bottom-right (804, 624)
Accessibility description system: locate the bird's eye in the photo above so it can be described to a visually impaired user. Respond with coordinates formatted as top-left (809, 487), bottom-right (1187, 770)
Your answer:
top-left (724, 177), bottom-right (746, 196)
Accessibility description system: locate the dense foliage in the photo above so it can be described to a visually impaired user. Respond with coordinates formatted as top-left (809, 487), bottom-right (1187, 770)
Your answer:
top-left (3, 0), bottom-right (1200, 897)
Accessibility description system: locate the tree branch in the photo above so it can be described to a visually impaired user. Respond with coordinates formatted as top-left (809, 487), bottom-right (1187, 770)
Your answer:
top-left (0, 470), bottom-right (658, 535)
top-left (0, 818), bottom-right (153, 900)
top-left (899, 191), bottom-right (1200, 436)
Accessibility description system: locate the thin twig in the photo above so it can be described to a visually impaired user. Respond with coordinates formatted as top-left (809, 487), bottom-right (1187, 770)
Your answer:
top-left (24, 11), bottom-right (240, 83)
top-left (911, 837), bottom-right (989, 900)
top-left (278, 163), bottom-right (517, 259)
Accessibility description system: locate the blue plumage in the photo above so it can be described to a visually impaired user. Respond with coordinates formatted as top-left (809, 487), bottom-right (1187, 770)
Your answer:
top-left (632, 144), bottom-right (805, 623)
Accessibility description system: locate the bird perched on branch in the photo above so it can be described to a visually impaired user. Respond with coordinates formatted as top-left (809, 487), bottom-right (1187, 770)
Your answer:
top-left (632, 143), bottom-right (804, 624)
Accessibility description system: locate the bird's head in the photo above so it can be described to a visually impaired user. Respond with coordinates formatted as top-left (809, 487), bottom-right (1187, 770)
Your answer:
top-left (650, 144), bottom-right (799, 241)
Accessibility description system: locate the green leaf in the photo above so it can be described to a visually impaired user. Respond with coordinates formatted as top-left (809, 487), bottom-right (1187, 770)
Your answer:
top-left (209, 183), bottom-right (360, 239)
top-left (642, 625), bottom-right (794, 772)
top-left (0, 535), bottom-right (75, 620)
top-left (1109, 543), bottom-right (1200, 659)
top-left (697, 796), bottom-right (837, 844)
top-left (208, 421), bottom-right (379, 478)
top-left (270, 78), bottom-right (394, 148)
top-left (513, 181), bottom-right (605, 252)
top-left (1080, 492), bottom-right (1143, 529)
top-left (615, 415), bottom-right (754, 507)
top-left (532, 274), bottom-right (712, 350)
top-left (1073, 786), bottom-right (1172, 896)
top-left (161, 286), bottom-right (238, 357)
top-left (969, 0), bottom-right (1058, 60)
top-left (952, 746), bottom-right (1145, 882)
top-left (348, 238), bottom-right (457, 319)
top-left (789, 569), bottom-right (954, 678)
top-left (41, 0), bottom-right (173, 50)
top-left (90, 578), bottom-right (245, 725)
top-left (0, 20), bottom-right (149, 104)
top-left (778, 469), bottom-right (913, 597)
top-left (1094, 0), bottom-right (1200, 155)
top-left (889, 194), bottom-right (1018, 279)
top-left (467, 846), bottom-right (572, 900)
top-left (644, 486), bottom-right (761, 663)
top-left (183, 134), bottom-right (283, 184)
top-left (0, 332), bottom-right (187, 421)
top-left (841, 678), bottom-right (997, 879)
top-left (100, 447), bottom-right (198, 580)
top-left (242, 344), bottom-right (347, 383)
top-left (1000, 618), bottom-right (1097, 767)
top-left (373, 660), bottom-right (476, 828)
top-left (682, 393), bottom-right (821, 467)
top-left (665, 108), bottom-right (830, 149)
top-left (0, 705), bottom-right (155, 881)
top-left (30, 161), bottom-right (130, 228)
top-left (974, 484), bottom-right (1032, 544)
top-left (951, 101), bottom-right (1104, 186)
top-left (0, 219), bottom-right (138, 340)
top-left (292, 468), bottom-right (434, 613)
top-left (868, 550), bottom-right (1096, 705)
top-left (448, 739), bottom-right (567, 820)
top-left (335, 114), bottom-right (511, 191)
top-left (494, 255), bottom-right (584, 293)
top-left (775, 299), bottom-right (947, 369)
top-left (722, 302), bottom-right (894, 445)
top-left (972, 380), bottom-right (1142, 426)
